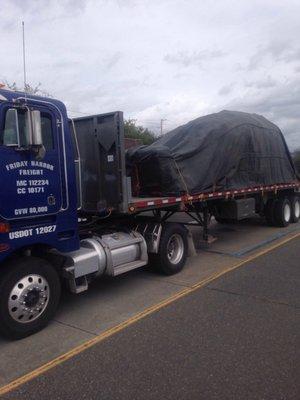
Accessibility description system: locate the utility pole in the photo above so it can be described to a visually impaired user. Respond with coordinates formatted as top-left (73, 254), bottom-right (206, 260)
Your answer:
top-left (160, 119), bottom-right (167, 135)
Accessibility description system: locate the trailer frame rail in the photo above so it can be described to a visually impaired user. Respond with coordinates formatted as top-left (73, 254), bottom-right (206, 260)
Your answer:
top-left (128, 182), bottom-right (300, 213)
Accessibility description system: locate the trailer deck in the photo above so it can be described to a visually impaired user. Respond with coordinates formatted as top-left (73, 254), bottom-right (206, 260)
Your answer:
top-left (128, 182), bottom-right (300, 213)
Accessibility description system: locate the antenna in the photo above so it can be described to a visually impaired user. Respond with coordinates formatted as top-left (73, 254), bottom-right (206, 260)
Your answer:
top-left (22, 21), bottom-right (27, 100)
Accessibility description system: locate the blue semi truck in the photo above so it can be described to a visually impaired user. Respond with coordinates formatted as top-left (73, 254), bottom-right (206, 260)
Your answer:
top-left (0, 87), bottom-right (299, 339)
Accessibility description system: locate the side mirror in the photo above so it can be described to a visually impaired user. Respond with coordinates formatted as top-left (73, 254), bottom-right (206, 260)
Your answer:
top-left (29, 110), bottom-right (45, 159)
top-left (31, 110), bottom-right (43, 146)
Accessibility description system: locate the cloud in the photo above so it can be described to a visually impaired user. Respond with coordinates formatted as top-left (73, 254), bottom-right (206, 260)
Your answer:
top-left (103, 52), bottom-right (123, 70)
top-left (218, 84), bottom-right (234, 96)
top-left (224, 78), bottom-right (300, 149)
top-left (0, 0), bottom-right (300, 150)
top-left (164, 49), bottom-right (225, 68)
top-left (245, 76), bottom-right (277, 89)
top-left (134, 93), bottom-right (208, 128)
top-left (247, 42), bottom-right (300, 71)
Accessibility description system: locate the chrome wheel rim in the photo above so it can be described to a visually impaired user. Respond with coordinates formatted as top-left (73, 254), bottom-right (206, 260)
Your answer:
top-left (294, 200), bottom-right (300, 219)
top-left (284, 203), bottom-right (291, 222)
top-left (167, 234), bottom-right (184, 264)
top-left (8, 274), bottom-right (50, 323)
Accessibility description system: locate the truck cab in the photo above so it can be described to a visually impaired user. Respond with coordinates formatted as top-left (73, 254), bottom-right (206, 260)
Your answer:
top-left (0, 88), bottom-right (188, 339)
top-left (0, 88), bottom-right (80, 258)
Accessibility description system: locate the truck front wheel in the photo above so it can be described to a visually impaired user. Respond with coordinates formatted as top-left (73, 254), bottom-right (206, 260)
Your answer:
top-left (0, 257), bottom-right (61, 340)
top-left (151, 223), bottom-right (188, 275)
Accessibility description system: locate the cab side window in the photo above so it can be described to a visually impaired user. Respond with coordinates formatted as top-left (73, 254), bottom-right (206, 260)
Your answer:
top-left (3, 109), bottom-right (22, 146)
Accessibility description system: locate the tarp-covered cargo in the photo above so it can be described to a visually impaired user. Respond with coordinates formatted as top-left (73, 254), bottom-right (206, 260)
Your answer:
top-left (126, 110), bottom-right (298, 197)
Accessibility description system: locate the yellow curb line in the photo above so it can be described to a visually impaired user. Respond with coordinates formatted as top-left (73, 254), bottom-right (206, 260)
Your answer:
top-left (0, 230), bottom-right (299, 396)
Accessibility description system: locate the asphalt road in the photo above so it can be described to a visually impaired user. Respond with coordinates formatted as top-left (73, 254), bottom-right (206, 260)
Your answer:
top-left (2, 236), bottom-right (299, 400)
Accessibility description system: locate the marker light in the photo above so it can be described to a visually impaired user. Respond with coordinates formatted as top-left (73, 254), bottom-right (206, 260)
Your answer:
top-left (0, 223), bottom-right (10, 233)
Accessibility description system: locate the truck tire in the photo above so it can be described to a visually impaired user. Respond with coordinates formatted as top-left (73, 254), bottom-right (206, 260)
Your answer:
top-left (273, 197), bottom-right (291, 227)
top-left (0, 257), bottom-right (61, 340)
top-left (290, 195), bottom-right (300, 223)
top-left (151, 223), bottom-right (188, 275)
top-left (264, 199), bottom-right (277, 226)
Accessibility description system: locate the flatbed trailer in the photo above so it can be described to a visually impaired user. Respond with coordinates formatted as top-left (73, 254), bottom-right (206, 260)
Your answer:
top-left (129, 182), bottom-right (300, 213)
top-left (127, 182), bottom-right (300, 243)
top-left (0, 87), bottom-right (299, 339)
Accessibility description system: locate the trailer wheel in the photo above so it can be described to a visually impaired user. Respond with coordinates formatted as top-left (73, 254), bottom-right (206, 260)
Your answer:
top-left (290, 196), bottom-right (300, 223)
top-left (273, 197), bottom-right (291, 227)
top-left (264, 199), bottom-right (277, 226)
top-left (0, 257), bottom-right (61, 340)
top-left (152, 223), bottom-right (188, 275)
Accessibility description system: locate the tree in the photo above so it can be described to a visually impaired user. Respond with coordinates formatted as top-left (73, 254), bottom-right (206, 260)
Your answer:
top-left (292, 149), bottom-right (300, 174)
top-left (2, 79), bottom-right (51, 97)
top-left (124, 119), bottom-right (159, 145)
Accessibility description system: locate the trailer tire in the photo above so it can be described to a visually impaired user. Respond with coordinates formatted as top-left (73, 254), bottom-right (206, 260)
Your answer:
top-left (0, 257), bottom-right (61, 340)
top-left (264, 199), bottom-right (277, 226)
top-left (273, 197), bottom-right (291, 227)
top-left (151, 223), bottom-right (188, 276)
top-left (290, 195), bottom-right (300, 223)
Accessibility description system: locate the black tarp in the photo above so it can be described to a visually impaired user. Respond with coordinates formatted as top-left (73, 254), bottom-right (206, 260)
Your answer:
top-left (126, 110), bottom-right (298, 197)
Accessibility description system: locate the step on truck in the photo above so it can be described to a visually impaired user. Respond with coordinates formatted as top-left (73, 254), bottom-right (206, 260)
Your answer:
top-left (0, 88), bottom-right (299, 339)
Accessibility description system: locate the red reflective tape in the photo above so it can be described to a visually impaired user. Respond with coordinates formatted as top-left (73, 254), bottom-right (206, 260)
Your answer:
top-left (129, 181), bottom-right (300, 211)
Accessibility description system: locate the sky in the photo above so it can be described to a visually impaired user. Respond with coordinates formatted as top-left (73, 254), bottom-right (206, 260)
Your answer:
top-left (1, 0), bottom-right (300, 149)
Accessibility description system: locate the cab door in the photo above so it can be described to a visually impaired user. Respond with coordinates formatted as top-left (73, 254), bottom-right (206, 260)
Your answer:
top-left (0, 101), bottom-right (64, 220)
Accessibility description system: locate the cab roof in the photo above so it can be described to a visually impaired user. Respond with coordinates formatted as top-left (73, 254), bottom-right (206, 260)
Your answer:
top-left (0, 87), bottom-right (67, 114)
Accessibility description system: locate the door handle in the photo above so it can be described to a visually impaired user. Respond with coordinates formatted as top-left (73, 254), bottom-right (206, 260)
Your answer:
top-left (47, 195), bottom-right (56, 206)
